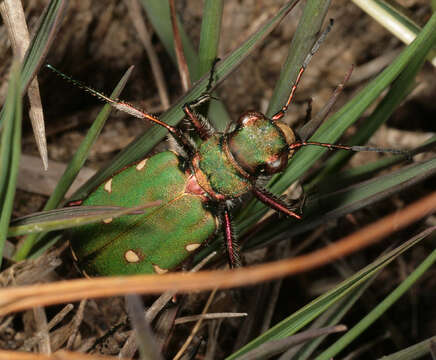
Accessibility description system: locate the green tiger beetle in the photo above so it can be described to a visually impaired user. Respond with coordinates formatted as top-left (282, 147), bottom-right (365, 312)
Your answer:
top-left (48, 23), bottom-right (406, 277)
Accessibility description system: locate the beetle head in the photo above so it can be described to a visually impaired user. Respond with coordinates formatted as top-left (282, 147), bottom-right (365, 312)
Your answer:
top-left (227, 111), bottom-right (296, 177)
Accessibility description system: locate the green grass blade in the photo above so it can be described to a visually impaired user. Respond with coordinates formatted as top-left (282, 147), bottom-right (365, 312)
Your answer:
top-left (379, 335), bottom-right (436, 360)
top-left (71, 0), bottom-right (301, 201)
top-left (197, 0), bottom-right (227, 131)
top-left (12, 67), bottom-right (133, 261)
top-left (352, 0), bottom-right (436, 65)
top-left (141, 0), bottom-right (230, 131)
top-left (247, 157), bottom-right (436, 249)
top-left (198, 0), bottom-right (224, 76)
top-left (239, 12), bottom-right (436, 225)
top-left (20, 0), bottom-right (67, 94)
top-left (267, 0), bottom-right (331, 117)
top-left (306, 32), bottom-right (431, 190)
top-left (315, 228), bottom-right (436, 360)
top-left (227, 228), bottom-right (433, 359)
top-left (307, 137), bottom-right (436, 194)
top-left (139, 0), bottom-right (200, 80)
top-left (0, 63), bottom-right (22, 267)
top-left (8, 202), bottom-right (161, 237)
top-left (290, 281), bottom-right (374, 360)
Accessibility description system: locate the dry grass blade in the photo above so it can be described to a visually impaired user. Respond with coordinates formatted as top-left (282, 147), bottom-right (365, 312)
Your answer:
top-left (124, 0), bottom-right (170, 109)
top-left (17, 154), bottom-right (95, 197)
top-left (174, 312), bottom-right (248, 325)
top-left (0, 191), bottom-right (435, 316)
top-left (0, 350), bottom-right (125, 360)
top-left (0, 0), bottom-right (47, 169)
top-left (169, 0), bottom-right (191, 92)
top-left (173, 288), bottom-right (217, 360)
top-left (237, 325), bottom-right (347, 360)
top-left (118, 251), bottom-right (218, 358)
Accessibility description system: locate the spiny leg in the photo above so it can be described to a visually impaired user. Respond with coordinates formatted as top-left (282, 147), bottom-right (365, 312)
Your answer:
top-left (182, 58), bottom-right (221, 140)
top-left (252, 187), bottom-right (302, 219)
top-left (222, 209), bottom-right (241, 268)
top-left (272, 19), bottom-right (334, 121)
top-left (46, 64), bottom-right (197, 157)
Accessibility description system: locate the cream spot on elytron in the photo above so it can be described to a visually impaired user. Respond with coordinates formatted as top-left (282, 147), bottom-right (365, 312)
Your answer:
top-left (185, 243), bottom-right (201, 252)
top-left (136, 159), bottom-right (147, 171)
top-left (124, 250), bottom-right (141, 263)
top-left (104, 178), bottom-right (112, 193)
top-left (103, 217), bottom-right (113, 224)
top-left (153, 264), bottom-right (168, 274)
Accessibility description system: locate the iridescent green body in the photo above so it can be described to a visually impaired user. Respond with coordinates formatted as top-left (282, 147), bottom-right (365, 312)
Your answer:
top-left (70, 151), bottom-right (218, 276)
top-left (59, 25), bottom-right (350, 276)
top-left (70, 109), bottom-right (296, 276)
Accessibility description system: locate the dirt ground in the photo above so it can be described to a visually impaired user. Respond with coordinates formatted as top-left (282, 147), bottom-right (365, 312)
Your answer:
top-left (1, 0), bottom-right (435, 358)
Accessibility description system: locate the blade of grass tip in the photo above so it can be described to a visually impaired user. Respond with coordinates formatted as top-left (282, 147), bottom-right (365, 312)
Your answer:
top-left (237, 0), bottom-right (331, 221)
top-left (380, 335), bottom-right (436, 360)
top-left (0, 0), bottom-right (66, 131)
top-left (0, 0), bottom-right (48, 170)
top-left (227, 227), bottom-right (433, 360)
top-left (12, 66), bottom-right (133, 261)
top-left (78, 0), bottom-right (301, 194)
top-left (241, 11), bottom-right (436, 225)
top-left (352, 0), bottom-right (436, 66)
top-left (316, 228), bottom-right (436, 360)
top-left (0, 63), bottom-right (22, 268)
top-left (306, 32), bottom-right (431, 191)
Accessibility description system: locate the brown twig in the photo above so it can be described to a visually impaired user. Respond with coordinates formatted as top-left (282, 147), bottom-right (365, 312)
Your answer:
top-left (169, 0), bottom-right (191, 92)
top-left (124, 0), bottom-right (170, 109)
top-left (0, 191), bottom-right (435, 316)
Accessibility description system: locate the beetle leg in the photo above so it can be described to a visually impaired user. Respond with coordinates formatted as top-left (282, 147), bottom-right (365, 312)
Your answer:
top-left (222, 209), bottom-right (241, 268)
top-left (182, 58), bottom-right (220, 140)
top-left (271, 20), bottom-right (333, 121)
top-left (183, 102), bottom-right (214, 140)
top-left (252, 187), bottom-right (302, 219)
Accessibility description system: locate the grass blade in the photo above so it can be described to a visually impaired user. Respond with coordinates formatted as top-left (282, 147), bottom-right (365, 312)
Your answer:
top-left (227, 227), bottom-right (434, 359)
top-left (0, 63), bottom-right (22, 267)
top-left (71, 0), bottom-right (301, 201)
top-left (316, 228), bottom-right (436, 360)
top-left (12, 67), bottom-right (134, 261)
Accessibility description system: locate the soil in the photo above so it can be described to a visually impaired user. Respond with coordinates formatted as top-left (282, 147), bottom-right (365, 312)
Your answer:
top-left (1, 0), bottom-right (435, 359)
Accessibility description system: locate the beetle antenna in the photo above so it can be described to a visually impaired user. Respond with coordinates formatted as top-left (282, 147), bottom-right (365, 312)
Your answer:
top-left (46, 64), bottom-right (197, 155)
top-left (272, 19), bottom-right (334, 121)
top-left (289, 141), bottom-right (411, 157)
